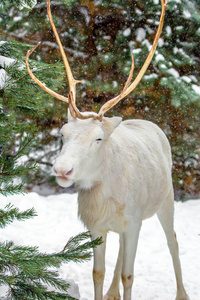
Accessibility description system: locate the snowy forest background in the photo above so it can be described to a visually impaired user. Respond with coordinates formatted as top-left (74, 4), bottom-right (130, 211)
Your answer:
top-left (0, 0), bottom-right (200, 299)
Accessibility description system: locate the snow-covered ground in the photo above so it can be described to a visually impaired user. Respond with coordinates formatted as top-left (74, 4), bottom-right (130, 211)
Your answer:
top-left (0, 192), bottom-right (199, 299)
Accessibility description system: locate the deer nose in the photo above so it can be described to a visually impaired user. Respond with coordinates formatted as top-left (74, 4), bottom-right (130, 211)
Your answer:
top-left (53, 166), bottom-right (73, 178)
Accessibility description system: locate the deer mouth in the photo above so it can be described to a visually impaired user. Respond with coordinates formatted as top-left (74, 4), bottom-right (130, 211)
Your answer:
top-left (58, 176), bottom-right (68, 181)
top-left (56, 176), bottom-right (74, 188)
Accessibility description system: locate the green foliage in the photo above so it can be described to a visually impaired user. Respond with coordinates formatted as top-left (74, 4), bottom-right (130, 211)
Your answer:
top-left (0, 231), bottom-right (102, 299)
top-left (59, 0), bottom-right (77, 8)
top-left (0, 5), bottom-right (103, 298)
top-left (0, 0), bottom-right (37, 11)
top-left (0, 38), bottom-right (67, 191)
top-left (0, 203), bottom-right (37, 228)
top-left (0, 134), bottom-right (37, 196)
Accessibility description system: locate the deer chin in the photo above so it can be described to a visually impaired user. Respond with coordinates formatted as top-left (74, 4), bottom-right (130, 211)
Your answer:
top-left (56, 176), bottom-right (74, 188)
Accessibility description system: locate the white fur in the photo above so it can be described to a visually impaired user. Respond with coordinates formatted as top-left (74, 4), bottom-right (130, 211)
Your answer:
top-left (53, 112), bottom-right (189, 300)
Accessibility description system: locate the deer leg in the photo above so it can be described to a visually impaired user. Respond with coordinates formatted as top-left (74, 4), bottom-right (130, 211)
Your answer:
top-left (92, 230), bottom-right (107, 300)
top-left (121, 219), bottom-right (142, 300)
top-left (157, 192), bottom-right (189, 300)
top-left (104, 235), bottom-right (123, 300)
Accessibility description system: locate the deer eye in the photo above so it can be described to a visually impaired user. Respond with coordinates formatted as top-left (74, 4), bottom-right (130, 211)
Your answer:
top-left (96, 138), bottom-right (102, 142)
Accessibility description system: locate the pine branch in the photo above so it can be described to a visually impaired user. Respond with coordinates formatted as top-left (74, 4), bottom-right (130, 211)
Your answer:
top-left (0, 241), bottom-right (72, 299)
top-left (8, 280), bottom-right (73, 300)
top-left (0, 183), bottom-right (25, 197)
top-left (0, 135), bottom-right (35, 176)
top-left (0, 231), bottom-right (101, 299)
top-left (0, 163), bottom-right (36, 178)
top-left (0, 204), bottom-right (37, 228)
top-left (4, 65), bottom-right (58, 89)
top-left (60, 231), bottom-right (103, 263)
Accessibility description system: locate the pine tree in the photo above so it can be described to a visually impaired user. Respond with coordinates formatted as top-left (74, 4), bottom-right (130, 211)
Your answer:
top-left (0, 2), bottom-right (102, 299)
top-left (0, 209), bottom-right (101, 299)
top-left (0, 36), bottom-right (68, 191)
top-left (0, 151), bottom-right (101, 299)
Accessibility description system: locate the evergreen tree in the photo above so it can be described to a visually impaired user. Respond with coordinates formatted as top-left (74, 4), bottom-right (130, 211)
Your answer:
top-left (0, 209), bottom-right (101, 299)
top-left (0, 114), bottom-right (101, 298)
top-left (1, 0), bottom-right (199, 198)
top-left (0, 2), bottom-right (102, 299)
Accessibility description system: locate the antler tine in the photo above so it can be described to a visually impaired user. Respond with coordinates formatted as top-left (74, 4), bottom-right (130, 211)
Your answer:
top-left (98, 54), bottom-right (134, 117)
top-left (123, 54), bottom-right (135, 92)
top-left (69, 56), bottom-right (134, 120)
top-left (47, 0), bottom-right (98, 120)
top-left (25, 42), bottom-right (69, 103)
top-left (68, 92), bottom-right (77, 118)
top-left (46, 0), bottom-right (81, 104)
top-left (98, 0), bottom-right (167, 118)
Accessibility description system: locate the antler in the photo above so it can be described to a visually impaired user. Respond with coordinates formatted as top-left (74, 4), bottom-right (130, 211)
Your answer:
top-left (98, 0), bottom-right (168, 118)
top-left (25, 42), bottom-right (69, 103)
top-left (26, 0), bottom-right (100, 119)
top-left (26, 0), bottom-right (167, 121)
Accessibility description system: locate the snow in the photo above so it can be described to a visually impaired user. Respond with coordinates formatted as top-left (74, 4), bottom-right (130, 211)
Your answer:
top-left (112, 81), bottom-right (118, 88)
top-left (0, 192), bottom-right (199, 299)
top-left (0, 41), bottom-right (7, 47)
top-left (189, 75), bottom-right (198, 83)
top-left (135, 8), bottom-right (142, 16)
top-left (123, 28), bottom-right (131, 37)
top-left (0, 55), bottom-right (16, 89)
top-left (181, 76), bottom-right (192, 83)
top-left (166, 26), bottom-right (172, 37)
top-left (192, 84), bottom-right (200, 95)
top-left (142, 39), bottom-right (151, 51)
top-left (0, 69), bottom-right (7, 89)
top-left (143, 73), bottom-right (158, 81)
top-left (196, 28), bottom-right (200, 36)
top-left (158, 38), bottom-right (164, 47)
top-left (167, 68), bottom-right (180, 78)
top-left (0, 55), bottom-right (15, 67)
top-left (154, 53), bottom-right (165, 63)
top-left (50, 127), bottom-right (60, 137)
top-left (79, 7), bottom-right (90, 25)
top-left (183, 9), bottom-right (191, 20)
top-left (13, 16), bottom-right (23, 22)
top-left (18, 0), bottom-right (37, 10)
top-left (173, 47), bottom-right (191, 62)
top-left (136, 28), bottom-right (146, 42)
top-left (176, 26), bottom-right (184, 32)
top-left (131, 48), bottom-right (141, 55)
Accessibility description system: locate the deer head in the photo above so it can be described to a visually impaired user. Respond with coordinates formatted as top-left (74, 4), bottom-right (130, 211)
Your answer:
top-left (52, 115), bottom-right (122, 188)
top-left (25, 0), bottom-right (167, 188)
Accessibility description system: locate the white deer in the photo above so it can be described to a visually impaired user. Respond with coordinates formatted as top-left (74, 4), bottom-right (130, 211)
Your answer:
top-left (26, 0), bottom-right (189, 299)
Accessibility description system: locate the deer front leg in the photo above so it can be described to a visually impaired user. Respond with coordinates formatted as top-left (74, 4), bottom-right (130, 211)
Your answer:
top-left (92, 230), bottom-right (107, 300)
top-left (104, 235), bottom-right (123, 300)
top-left (121, 219), bottom-right (142, 300)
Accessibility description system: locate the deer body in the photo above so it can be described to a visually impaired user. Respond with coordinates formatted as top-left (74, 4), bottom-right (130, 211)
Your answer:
top-left (53, 116), bottom-right (188, 300)
top-left (25, 0), bottom-right (189, 298)
top-left (77, 118), bottom-right (172, 232)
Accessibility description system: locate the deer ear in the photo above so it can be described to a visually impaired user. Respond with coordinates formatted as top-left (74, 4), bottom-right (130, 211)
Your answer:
top-left (102, 116), bottom-right (122, 137)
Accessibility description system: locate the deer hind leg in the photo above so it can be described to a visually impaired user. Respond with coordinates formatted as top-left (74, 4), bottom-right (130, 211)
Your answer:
top-left (104, 235), bottom-right (123, 300)
top-left (157, 191), bottom-right (189, 300)
top-left (121, 219), bottom-right (142, 300)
